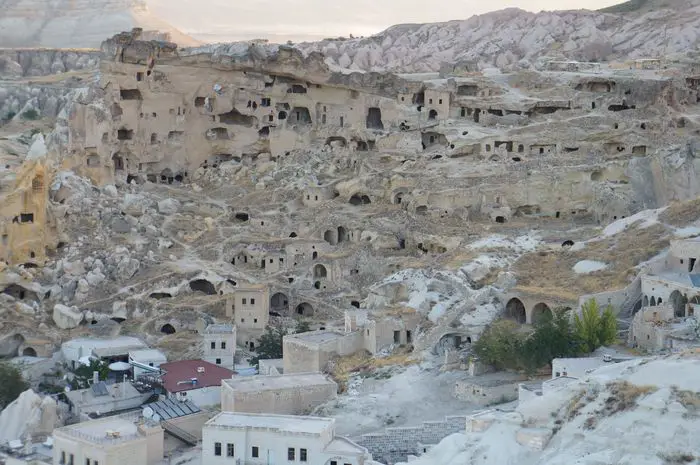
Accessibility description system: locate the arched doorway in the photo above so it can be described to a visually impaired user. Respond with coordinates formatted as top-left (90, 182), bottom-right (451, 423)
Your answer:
top-left (313, 264), bottom-right (328, 279)
top-left (650, 297), bottom-right (656, 306)
top-left (428, 109), bottom-right (438, 120)
top-left (643, 295), bottom-right (649, 307)
top-left (324, 229), bottom-right (338, 245)
top-left (337, 226), bottom-right (349, 243)
top-left (270, 293), bottom-right (289, 314)
top-left (160, 324), bottom-right (176, 334)
top-left (295, 303), bottom-right (314, 317)
top-left (434, 333), bottom-right (466, 356)
top-left (190, 279), bottom-right (217, 295)
top-left (531, 303), bottom-right (552, 324)
top-left (111, 317), bottom-right (126, 324)
top-left (22, 347), bottom-right (37, 357)
top-left (505, 298), bottom-right (526, 324)
top-left (669, 290), bottom-right (687, 318)
top-left (562, 240), bottom-right (574, 248)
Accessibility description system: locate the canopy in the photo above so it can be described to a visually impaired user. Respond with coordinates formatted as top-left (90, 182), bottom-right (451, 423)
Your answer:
top-left (108, 361), bottom-right (131, 371)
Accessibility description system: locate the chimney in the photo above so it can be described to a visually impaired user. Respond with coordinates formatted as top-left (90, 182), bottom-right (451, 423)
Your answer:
top-left (93, 371), bottom-right (99, 384)
top-left (197, 366), bottom-right (205, 373)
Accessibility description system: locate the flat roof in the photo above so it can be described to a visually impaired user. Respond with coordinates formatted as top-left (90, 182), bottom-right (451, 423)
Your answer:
top-left (129, 349), bottom-right (167, 361)
top-left (58, 416), bottom-right (142, 444)
top-left (207, 412), bottom-right (334, 434)
top-left (288, 330), bottom-right (345, 344)
top-left (223, 372), bottom-right (335, 392)
top-left (62, 336), bottom-right (147, 351)
top-left (206, 324), bottom-right (234, 334)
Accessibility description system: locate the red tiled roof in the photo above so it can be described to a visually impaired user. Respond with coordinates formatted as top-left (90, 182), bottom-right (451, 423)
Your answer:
top-left (160, 359), bottom-right (234, 393)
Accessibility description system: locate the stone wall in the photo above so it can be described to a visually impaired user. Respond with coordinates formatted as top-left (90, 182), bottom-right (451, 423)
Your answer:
top-left (354, 415), bottom-right (466, 465)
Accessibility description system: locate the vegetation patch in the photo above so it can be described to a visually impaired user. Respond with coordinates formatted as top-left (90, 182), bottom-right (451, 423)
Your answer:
top-left (328, 346), bottom-right (417, 393)
top-left (657, 452), bottom-right (696, 464)
top-left (658, 198), bottom-right (700, 227)
top-left (600, 381), bottom-right (657, 416)
top-left (670, 386), bottom-right (700, 417)
top-left (514, 223), bottom-right (667, 298)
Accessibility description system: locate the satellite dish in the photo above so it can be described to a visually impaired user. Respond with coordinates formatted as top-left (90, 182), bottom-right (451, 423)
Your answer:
top-left (142, 407), bottom-right (154, 419)
top-left (152, 413), bottom-right (161, 422)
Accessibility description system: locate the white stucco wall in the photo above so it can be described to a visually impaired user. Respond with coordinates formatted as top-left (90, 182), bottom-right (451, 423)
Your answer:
top-left (171, 386), bottom-right (221, 408)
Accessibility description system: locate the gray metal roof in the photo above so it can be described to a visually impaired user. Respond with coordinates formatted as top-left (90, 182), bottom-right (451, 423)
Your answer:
top-left (690, 274), bottom-right (700, 288)
top-left (145, 397), bottom-right (201, 420)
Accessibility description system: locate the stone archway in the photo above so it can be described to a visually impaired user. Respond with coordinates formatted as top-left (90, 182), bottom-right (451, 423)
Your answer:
top-left (190, 279), bottom-right (217, 295)
top-left (643, 295), bottom-right (649, 307)
top-left (531, 303), bottom-right (552, 324)
top-left (324, 229), bottom-right (338, 245)
top-left (505, 298), bottom-right (526, 324)
top-left (270, 293), bottom-right (289, 314)
top-left (295, 302), bottom-right (314, 317)
top-left (349, 193), bottom-right (371, 205)
top-left (434, 333), bottom-right (468, 356)
top-left (669, 290), bottom-right (687, 317)
top-left (22, 347), bottom-right (37, 357)
top-left (650, 296), bottom-right (657, 306)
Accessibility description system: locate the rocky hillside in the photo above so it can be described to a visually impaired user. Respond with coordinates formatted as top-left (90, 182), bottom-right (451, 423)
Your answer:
top-left (298, 0), bottom-right (700, 72)
top-left (0, 0), bottom-right (200, 48)
top-left (398, 354), bottom-right (700, 465)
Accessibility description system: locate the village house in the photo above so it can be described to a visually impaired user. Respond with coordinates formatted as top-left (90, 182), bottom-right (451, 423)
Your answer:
top-left (61, 337), bottom-right (148, 369)
top-left (52, 413), bottom-right (164, 465)
top-left (454, 373), bottom-right (526, 406)
top-left (225, 284), bottom-right (269, 350)
top-left (159, 359), bottom-right (234, 407)
top-left (220, 372), bottom-right (337, 415)
top-left (202, 412), bottom-right (374, 465)
top-left (64, 380), bottom-right (154, 420)
top-left (202, 324), bottom-right (236, 370)
top-left (628, 303), bottom-right (699, 352)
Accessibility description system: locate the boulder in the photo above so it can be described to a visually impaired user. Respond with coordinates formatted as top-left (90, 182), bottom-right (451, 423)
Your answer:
top-left (52, 304), bottom-right (82, 329)
top-left (157, 198), bottom-right (181, 214)
top-left (0, 390), bottom-right (61, 442)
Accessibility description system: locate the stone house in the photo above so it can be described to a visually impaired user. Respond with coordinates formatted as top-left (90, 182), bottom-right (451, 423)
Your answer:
top-left (52, 413), bottom-right (164, 465)
top-left (225, 284), bottom-right (269, 350)
top-left (628, 304), bottom-right (700, 352)
top-left (64, 381), bottom-right (153, 421)
top-left (220, 372), bottom-right (337, 415)
top-left (454, 373), bottom-right (526, 406)
top-left (202, 324), bottom-right (236, 370)
top-left (202, 412), bottom-right (373, 465)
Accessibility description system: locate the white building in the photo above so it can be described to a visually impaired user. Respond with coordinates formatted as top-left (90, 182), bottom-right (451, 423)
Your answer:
top-left (203, 324), bottom-right (236, 370)
top-left (129, 349), bottom-right (167, 377)
top-left (202, 412), bottom-right (373, 465)
top-left (52, 413), bottom-right (164, 465)
top-left (61, 337), bottom-right (148, 368)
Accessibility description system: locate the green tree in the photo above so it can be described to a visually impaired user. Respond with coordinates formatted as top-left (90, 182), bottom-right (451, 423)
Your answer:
top-left (69, 359), bottom-right (110, 390)
top-left (574, 299), bottom-right (618, 353)
top-left (248, 325), bottom-right (287, 368)
top-left (473, 320), bottom-right (524, 371)
top-left (0, 362), bottom-right (29, 409)
top-left (520, 309), bottom-right (581, 374)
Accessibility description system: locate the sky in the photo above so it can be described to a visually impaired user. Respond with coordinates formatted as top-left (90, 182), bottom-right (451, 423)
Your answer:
top-left (147, 0), bottom-right (626, 43)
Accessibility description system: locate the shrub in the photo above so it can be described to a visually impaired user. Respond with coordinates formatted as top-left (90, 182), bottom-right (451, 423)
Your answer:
top-left (0, 363), bottom-right (29, 409)
top-left (21, 109), bottom-right (39, 120)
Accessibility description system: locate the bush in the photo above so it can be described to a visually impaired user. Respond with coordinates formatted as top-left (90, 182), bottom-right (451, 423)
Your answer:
top-left (21, 109), bottom-right (39, 120)
top-left (574, 299), bottom-right (617, 353)
top-left (474, 309), bottom-right (581, 374)
top-left (3, 111), bottom-right (16, 121)
top-left (0, 363), bottom-right (29, 409)
top-left (248, 321), bottom-right (311, 368)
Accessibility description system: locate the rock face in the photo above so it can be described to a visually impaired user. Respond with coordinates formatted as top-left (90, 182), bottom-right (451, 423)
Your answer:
top-left (0, 0), bottom-right (200, 48)
top-left (0, 389), bottom-right (60, 442)
top-left (52, 304), bottom-right (82, 329)
top-left (299, 1), bottom-right (700, 72)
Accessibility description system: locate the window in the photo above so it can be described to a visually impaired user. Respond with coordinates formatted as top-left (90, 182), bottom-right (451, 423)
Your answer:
top-left (86, 459), bottom-right (91, 465)
top-left (69, 454), bottom-right (74, 465)
top-left (94, 462), bottom-right (99, 465)
top-left (227, 443), bottom-right (235, 457)
top-left (221, 342), bottom-right (226, 349)
top-left (331, 462), bottom-right (337, 465)
top-left (215, 442), bottom-right (222, 456)
top-left (251, 298), bottom-right (256, 305)
top-left (254, 318), bottom-right (258, 323)
top-left (241, 318), bottom-right (245, 323)
top-left (210, 342), bottom-right (215, 349)
top-left (252, 447), bottom-right (259, 458)
top-left (216, 358), bottom-right (221, 364)
top-left (300, 448), bottom-right (307, 462)
top-left (242, 298), bottom-right (247, 304)
top-left (288, 448), bottom-right (295, 460)
top-left (60, 452), bottom-right (66, 464)
top-left (439, 99), bottom-right (443, 104)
